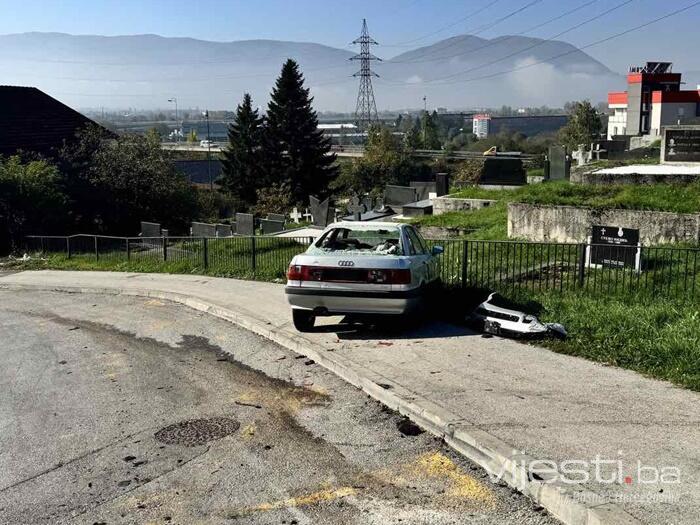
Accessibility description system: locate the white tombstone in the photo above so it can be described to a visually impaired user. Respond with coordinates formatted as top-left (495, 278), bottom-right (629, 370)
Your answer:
top-left (290, 207), bottom-right (303, 224)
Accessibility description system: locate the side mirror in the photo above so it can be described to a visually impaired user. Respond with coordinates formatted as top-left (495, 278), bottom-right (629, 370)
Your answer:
top-left (431, 245), bottom-right (444, 256)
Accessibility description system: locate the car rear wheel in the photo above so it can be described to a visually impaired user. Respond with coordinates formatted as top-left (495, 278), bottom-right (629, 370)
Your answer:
top-left (292, 309), bottom-right (315, 332)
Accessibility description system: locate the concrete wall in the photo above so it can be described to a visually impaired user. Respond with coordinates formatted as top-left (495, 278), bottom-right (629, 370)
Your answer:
top-left (571, 170), bottom-right (700, 185)
top-left (432, 196), bottom-right (497, 216)
top-left (508, 203), bottom-right (700, 245)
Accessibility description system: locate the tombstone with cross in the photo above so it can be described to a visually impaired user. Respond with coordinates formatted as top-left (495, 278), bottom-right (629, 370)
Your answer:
top-left (290, 207), bottom-right (303, 224)
top-left (348, 195), bottom-right (366, 221)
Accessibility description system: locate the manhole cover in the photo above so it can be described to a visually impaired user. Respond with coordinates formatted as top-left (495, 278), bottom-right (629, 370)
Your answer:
top-left (154, 417), bottom-right (240, 447)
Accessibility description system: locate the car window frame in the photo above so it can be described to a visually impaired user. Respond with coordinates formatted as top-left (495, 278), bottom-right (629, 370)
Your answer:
top-left (405, 227), bottom-right (427, 255)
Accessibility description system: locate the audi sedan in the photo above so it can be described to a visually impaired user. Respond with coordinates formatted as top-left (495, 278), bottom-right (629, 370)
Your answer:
top-left (285, 222), bottom-right (443, 331)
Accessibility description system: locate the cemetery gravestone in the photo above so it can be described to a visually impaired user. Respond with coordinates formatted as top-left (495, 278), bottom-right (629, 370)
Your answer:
top-left (267, 213), bottom-right (286, 223)
top-left (385, 185), bottom-right (418, 206)
top-left (260, 219), bottom-right (285, 235)
top-left (347, 196), bottom-right (367, 221)
top-left (309, 196), bottom-right (332, 227)
top-left (548, 146), bottom-right (568, 180)
top-left (662, 126), bottom-right (700, 163)
top-left (141, 221), bottom-right (161, 238)
top-left (435, 173), bottom-right (450, 197)
top-left (480, 157), bottom-right (526, 185)
top-left (191, 222), bottom-right (217, 238)
top-left (590, 225), bottom-right (640, 269)
top-left (410, 181), bottom-right (437, 201)
top-left (215, 224), bottom-right (233, 237)
top-left (236, 213), bottom-right (255, 236)
top-left (290, 207), bottom-right (303, 224)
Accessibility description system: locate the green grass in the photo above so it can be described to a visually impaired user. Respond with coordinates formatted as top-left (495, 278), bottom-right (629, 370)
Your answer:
top-left (412, 180), bottom-right (700, 239)
top-left (531, 292), bottom-right (700, 391)
top-left (413, 203), bottom-right (509, 240)
top-left (450, 180), bottom-right (700, 214)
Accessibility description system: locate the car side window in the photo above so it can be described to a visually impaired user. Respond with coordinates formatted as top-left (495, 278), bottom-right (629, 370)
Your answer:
top-left (413, 228), bottom-right (430, 254)
top-left (406, 228), bottom-right (426, 255)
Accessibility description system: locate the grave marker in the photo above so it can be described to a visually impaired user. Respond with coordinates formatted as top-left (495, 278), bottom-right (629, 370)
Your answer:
top-left (290, 207), bottom-right (303, 223)
top-left (309, 195), bottom-right (332, 227)
top-left (140, 221), bottom-right (161, 238)
top-left (548, 146), bottom-right (569, 181)
top-left (260, 219), bottom-right (285, 235)
top-left (347, 195), bottom-right (367, 221)
top-left (662, 126), bottom-right (700, 163)
top-left (236, 213), bottom-right (255, 236)
top-left (588, 225), bottom-right (640, 270)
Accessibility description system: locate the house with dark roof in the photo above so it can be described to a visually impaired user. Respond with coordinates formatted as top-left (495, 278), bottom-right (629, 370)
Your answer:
top-left (0, 86), bottom-right (109, 158)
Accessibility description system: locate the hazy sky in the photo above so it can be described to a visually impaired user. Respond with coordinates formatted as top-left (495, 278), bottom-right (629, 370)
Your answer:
top-left (0, 0), bottom-right (699, 72)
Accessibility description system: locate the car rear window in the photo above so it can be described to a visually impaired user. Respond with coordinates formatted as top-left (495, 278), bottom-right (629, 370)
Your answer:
top-left (309, 227), bottom-right (404, 256)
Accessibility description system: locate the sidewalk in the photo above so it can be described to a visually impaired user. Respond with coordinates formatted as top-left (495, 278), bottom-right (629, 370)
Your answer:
top-left (1, 270), bottom-right (698, 525)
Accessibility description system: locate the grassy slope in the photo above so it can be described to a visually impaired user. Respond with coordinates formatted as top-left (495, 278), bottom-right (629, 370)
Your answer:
top-left (413, 180), bottom-right (700, 240)
top-left (534, 292), bottom-right (700, 391)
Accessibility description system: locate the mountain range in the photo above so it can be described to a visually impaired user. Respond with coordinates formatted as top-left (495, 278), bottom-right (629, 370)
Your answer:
top-left (0, 32), bottom-right (622, 111)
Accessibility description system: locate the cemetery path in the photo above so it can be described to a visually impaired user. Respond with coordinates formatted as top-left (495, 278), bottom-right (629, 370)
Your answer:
top-left (0, 290), bottom-right (555, 525)
top-left (1, 271), bottom-right (699, 525)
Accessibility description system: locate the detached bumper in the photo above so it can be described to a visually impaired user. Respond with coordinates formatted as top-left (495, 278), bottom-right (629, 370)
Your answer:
top-left (285, 286), bottom-right (423, 315)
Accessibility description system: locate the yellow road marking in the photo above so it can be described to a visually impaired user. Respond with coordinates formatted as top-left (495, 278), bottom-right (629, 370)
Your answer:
top-left (232, 487), bottom-right (357, 516)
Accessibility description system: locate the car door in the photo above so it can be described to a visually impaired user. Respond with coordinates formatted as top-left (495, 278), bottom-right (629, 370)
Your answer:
top-left (404, 227), bottom-right (433, 285)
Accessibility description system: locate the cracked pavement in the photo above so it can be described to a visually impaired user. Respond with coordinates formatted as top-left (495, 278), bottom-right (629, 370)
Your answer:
top-left (0, 290), bottom-right (558, 524)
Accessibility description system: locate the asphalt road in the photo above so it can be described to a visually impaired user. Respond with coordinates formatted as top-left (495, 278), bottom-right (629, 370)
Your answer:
top-left (0, 290), bottom-right (558, 525)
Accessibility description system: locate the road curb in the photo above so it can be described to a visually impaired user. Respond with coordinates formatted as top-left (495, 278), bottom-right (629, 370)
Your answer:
top-left (1, 281), bottom-right (642, 525)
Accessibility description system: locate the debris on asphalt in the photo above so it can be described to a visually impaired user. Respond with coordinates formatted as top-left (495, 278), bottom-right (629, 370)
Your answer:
top-left (304, 359), bottom-right (315, 365)
top-left (467, 293), bottom-right (567, 340)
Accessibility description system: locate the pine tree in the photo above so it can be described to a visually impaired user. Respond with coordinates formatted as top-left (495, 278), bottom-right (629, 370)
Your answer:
top-left (220, 93), bottom-right (263, 206)
top-left (262, 59), bottom-right (337, 203)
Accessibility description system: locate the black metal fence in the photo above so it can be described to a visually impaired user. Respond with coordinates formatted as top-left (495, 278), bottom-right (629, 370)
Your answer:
top-left (25, 234), bottom-right (700, 300)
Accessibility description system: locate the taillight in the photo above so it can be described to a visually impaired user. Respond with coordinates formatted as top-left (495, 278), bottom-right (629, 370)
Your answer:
top-left (287, 264), bottom-right (304, 281)
top-left (388, 269), bottom-right (411, 285)
top-left (287, 265), bottom-right (321, 281)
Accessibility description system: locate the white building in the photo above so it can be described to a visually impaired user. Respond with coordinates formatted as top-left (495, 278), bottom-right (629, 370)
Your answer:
top-left (472, 114), bottom-right (491, 138)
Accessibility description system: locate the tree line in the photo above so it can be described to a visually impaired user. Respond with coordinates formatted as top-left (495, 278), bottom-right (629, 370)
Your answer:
top-left (219, 59), bottom-right (337, 212)
top-left (0, 59), bottom-right (338, 255)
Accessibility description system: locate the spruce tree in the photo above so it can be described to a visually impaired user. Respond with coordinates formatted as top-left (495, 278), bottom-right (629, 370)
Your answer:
top-left (262, 59), bottom-right (337, 203)
top-left (220, 93), bottom-right (263, 206)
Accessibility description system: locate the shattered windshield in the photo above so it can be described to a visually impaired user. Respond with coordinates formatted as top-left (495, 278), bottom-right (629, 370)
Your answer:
top-left (308, 227), bottom-right (404, 256)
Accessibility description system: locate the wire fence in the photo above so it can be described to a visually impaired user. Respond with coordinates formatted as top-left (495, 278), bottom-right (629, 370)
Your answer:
top-left (25, 234), bottom-right (700, 300)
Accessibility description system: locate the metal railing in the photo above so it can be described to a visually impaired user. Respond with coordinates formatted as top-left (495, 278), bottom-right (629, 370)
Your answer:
top-left (25, 235), bottom-right (700, 300)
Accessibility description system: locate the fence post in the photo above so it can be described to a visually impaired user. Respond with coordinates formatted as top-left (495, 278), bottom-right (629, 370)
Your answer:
top-left (203, 238), bottom-right (209, 269)
top-left (40, 237), bottom-right (45, 254)
top-left (577, 242), bottom-right (587, 287)
top-left (163, 237), bottom-right (168, 262)
top-left (461, 240), bottom-right (469, 288)
top-left (66, 237), bottom-right (71, 259)
top-left (251, 236), bottom-right (257, 274)
top-left (94, 236), bottom-right (99, 261)
top-left (126, 238), bottom-right (130, 262)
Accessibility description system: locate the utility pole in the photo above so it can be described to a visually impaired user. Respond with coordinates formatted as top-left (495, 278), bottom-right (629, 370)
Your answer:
top-left (203, 110), bottom-right (212, 191)
top-left (422, 95), bottom-right (427, 147)
top-left (350, 19), bottom-right (381, 130)
top-left (168, 97), bottom-right (179, 142)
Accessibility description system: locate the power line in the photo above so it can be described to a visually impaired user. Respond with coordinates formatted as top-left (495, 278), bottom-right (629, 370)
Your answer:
top-left (386, 0), bottom-right (544, 64)
top-left (409, 0), bottom-right (634, 85)
top-left (382, 0), bottom-right (502, 47)
top-left (385, 0), bottom-right (598, 66)
top-left (379, 0), bottom-right (700, 87)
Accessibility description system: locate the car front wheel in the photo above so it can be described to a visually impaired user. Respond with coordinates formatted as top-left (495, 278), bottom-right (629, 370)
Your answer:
top-left (292, 309), bottom-right (315, 332)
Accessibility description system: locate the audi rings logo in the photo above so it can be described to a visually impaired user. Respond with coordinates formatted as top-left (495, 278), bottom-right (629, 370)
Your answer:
top-left (338, 260), bottom-right (355, 267)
